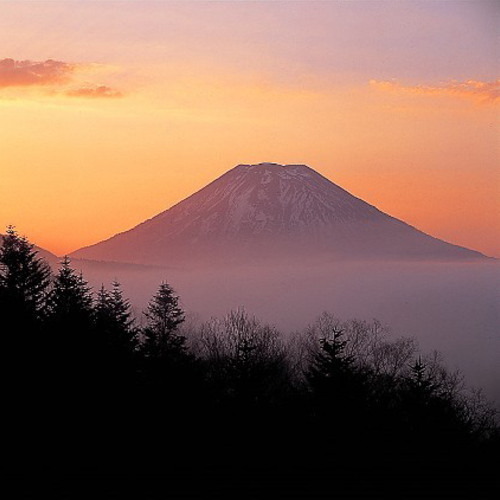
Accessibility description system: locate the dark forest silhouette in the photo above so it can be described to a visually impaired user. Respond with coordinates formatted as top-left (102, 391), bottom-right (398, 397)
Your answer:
top-left (1, 227), bottom-right (498, 498)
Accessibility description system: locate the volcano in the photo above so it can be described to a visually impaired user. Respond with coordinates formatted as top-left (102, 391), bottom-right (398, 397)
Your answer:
top-left (71, 163), bottom-right (487, 265)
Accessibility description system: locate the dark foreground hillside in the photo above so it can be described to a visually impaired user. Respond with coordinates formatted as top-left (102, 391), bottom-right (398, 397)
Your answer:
top-left (2, 228), bottom-right (498, 499)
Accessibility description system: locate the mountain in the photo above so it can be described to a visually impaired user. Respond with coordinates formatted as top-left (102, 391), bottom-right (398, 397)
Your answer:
top-left (71, 163), bottom-right (488, 265)
top-left (35, 246), bottom-right (59, 266)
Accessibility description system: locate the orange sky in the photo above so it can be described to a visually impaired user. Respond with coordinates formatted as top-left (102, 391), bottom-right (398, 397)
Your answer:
top-left (0, 1), bottom-right (498, 257)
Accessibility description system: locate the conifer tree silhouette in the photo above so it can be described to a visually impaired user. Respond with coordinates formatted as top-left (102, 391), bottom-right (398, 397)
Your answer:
top-left (306, 325), bottom-right (371, 453)
top-left (48, 256), bottom-right (93, 327)
top-left (95, 280), bottom-right (137, 357)
top-left (45, 256), bottom-right (95, 393)
top-left (141, 282), bottom-right (185, 359)
top-left (0, 226), bottom-right (51, 326)
top-left (1, 226), bottom-right (53, 468)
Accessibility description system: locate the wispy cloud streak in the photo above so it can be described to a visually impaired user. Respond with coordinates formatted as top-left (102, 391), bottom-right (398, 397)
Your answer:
top-left (66, 85), bottom-right (122, 98)
top-left (370, 79), bottom-right (499, 102)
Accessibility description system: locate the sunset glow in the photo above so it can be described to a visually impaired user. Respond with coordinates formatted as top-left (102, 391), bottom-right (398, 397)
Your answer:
top-left (0, 1), bottom-right (498, 256)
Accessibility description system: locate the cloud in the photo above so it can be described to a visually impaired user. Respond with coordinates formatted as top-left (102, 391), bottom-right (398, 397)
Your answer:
top-left (0, 58), bottom-right (74, 87)
top-left (370, 79), bottom-right (499, 102)
top-left (0, 58), bottom-right (123, 99)
top-left (66, 85), bottom-right (123, 98)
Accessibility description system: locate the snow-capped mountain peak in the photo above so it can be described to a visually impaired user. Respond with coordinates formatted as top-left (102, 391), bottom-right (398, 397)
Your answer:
top-left (71, 163), bottom-right (487, 265)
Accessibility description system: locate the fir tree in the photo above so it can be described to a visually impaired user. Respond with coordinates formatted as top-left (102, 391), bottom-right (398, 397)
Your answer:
top-left (306, 326), bottom-right (370, 438)
top-left (45, 256), bottom-right (95, 372)
top-left (141, 282), bottom-right (185, 358)
top-left (95, 281), bottom-right (137, 356)
top-left (95, 284), bottom-right (111, 322)
top-left (307, 326), bottom-right (356, 390)
top-left (0, 225), bottom-right (51, 325)
top-left (0, 227), bottom-right (52, 463)
top-left (408, 356), bottom-right (435, 397)
top-left (138, 283), bottom-right (196, 436)
top-left (47, 256), bottom-right (93, 326)
top-left (0, 226), bottom-right (52, 399)
top-left (400, 356), bottom-right (446, 439)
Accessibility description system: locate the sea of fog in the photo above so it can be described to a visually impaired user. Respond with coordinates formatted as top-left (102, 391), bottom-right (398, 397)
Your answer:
top-left (76, 259), bottom-right (499, 409)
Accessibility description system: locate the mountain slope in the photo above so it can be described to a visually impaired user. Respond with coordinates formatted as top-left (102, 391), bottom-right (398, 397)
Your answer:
top-left (71, 163), bottom-right (487, 265)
